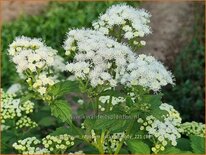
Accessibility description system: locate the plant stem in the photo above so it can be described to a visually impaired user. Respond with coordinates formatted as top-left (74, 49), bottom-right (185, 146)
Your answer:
top-left (114, 119), bottom-right (136, 155)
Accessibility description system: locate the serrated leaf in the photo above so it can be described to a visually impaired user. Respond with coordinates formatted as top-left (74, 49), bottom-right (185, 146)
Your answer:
top-left (47, 80), bottom-right (80, 98)
top-left (50, 100), bottom-right (72, 124)
top-left (94, 117), bottom-right (116, 129)
top-left (93, 114), bottom-right (127, 131)
top-left (127, 139), bottom-right (150, 154)
top-left (190, 135), bottom-right (205, 154)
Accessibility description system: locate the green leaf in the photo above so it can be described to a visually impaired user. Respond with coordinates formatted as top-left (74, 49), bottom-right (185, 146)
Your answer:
top-left (50, 100), bottom-right (72, 123)
top-left (84, 118), bottom-right (96, 129)
top-left (190, 135), bottom-right (205, 154)
top-left (126, 96), bottom-right (134, 107)
top-left (177, 138), bottom-right (192, 151)
top-left (127, 139), bottom-right (150, 154)
top-left (101, 89), bottom-right (123, 97)
top-left (141, 94), bottom-right (162, 108)
top-left (160, 147), bottom-right (192, 154)
top-left (20, 93), bottom-right (35, 103)
top-left (47, 80), bottom-right (80, 98)
top-left (93, 114), bottom-right (127, 131)
top-left (38, 116), bottom-right (56, 127)
top-left (150, 108), bottom-right (168, 120)
top-left (50, 126), bottom-right (79, 136)
top-left (93, 117), bottom-right (116, 129)
top-left (141, 94), bottom-right (168, 120)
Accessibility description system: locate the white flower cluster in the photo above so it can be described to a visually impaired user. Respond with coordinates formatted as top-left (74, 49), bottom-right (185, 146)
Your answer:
top-left (138, 103), bottom-right (181, 153)
top-left (121, 54), bottom-right (174, 91)
top-left (7, 83), bottom-right (22, 95)
top-left (138, 115), bottom-right (181, 153)
top-left (8, 36), bottom-right (57, 74)
top-left (8, 36), bottom-right (64, 96)
top-left (1, 89), bottom-right (34, 123)
top-left (1, 89), bottom-right (37, 131)
top-left (64, 29), bottom-right (173, 91)
top-left (12, 137), bottom-right (49, 154)
top-left (13, 134), bottom-right (75, 154)
top-left (64, 29), bottom-right (136, 88)
top-left (180, 121), bottom-right (205, 137)
top-left (1, 89), bottom-right (18, 121)
top-left (52, 55), bottom-right (66, 72)
top-left (104, 132), bottom-right (125, 153)
top-left (30, 72), bottom-right (58, 95)
top-left (16, 116), bottom-right (38, 129)
top-left (42, 134), bottom-right (75, 153)
top-left (159, 103), bottom-right (181, 126)
top-left (93, 4), bottom-right (151, 44)
top-left (20, 100), bottom-right (34, 114)
top-left (99, 95), bottom-right (125, 111)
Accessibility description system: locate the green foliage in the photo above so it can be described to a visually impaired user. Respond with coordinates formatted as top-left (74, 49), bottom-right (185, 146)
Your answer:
top-left (50, 100), bottom-right (72, 123)
top-left (47, 80), bottom-right (80, 99)
top-left (127, 139), bottom-right (150, 154)
top-left (190, 135), bottom-right (205, 154)
top-left (160, 147), bottom-right (192, 154)
top-left (38, 116), bottom-right (57, 127)
top-left (50, 126), bottom-right (79, 136)
top-left (93, 116), bottom-right (128, 132)
top-left (176, 138), bottom-right (192, 151)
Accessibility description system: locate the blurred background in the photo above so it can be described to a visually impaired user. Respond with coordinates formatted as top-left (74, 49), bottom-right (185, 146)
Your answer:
top-left (1, 1), bottom-right (205, 123)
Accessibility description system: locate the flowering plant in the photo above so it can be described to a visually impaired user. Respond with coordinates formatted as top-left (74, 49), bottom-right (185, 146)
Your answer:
top-left (1, 4), bottom-right (205, 154)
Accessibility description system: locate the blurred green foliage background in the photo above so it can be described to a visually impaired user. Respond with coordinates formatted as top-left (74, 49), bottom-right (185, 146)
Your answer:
top-left (1, 1), bottom-right (204, 123)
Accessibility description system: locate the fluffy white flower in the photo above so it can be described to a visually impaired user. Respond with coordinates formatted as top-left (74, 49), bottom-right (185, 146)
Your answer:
top-left (8, 36), bottom-right (45, 56)
top-left (7, 83), bottom-right (22, 94)
top-left (51, 55), bottom-right (66, 72)
top-left (64, 29), bottom-right (136, 88)
top-left (8, 36), bottom-right (61, 75)
top-left (121, 54), bottom-right (174, 91)
top-left (93, 4), bottom-right (151, 43)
